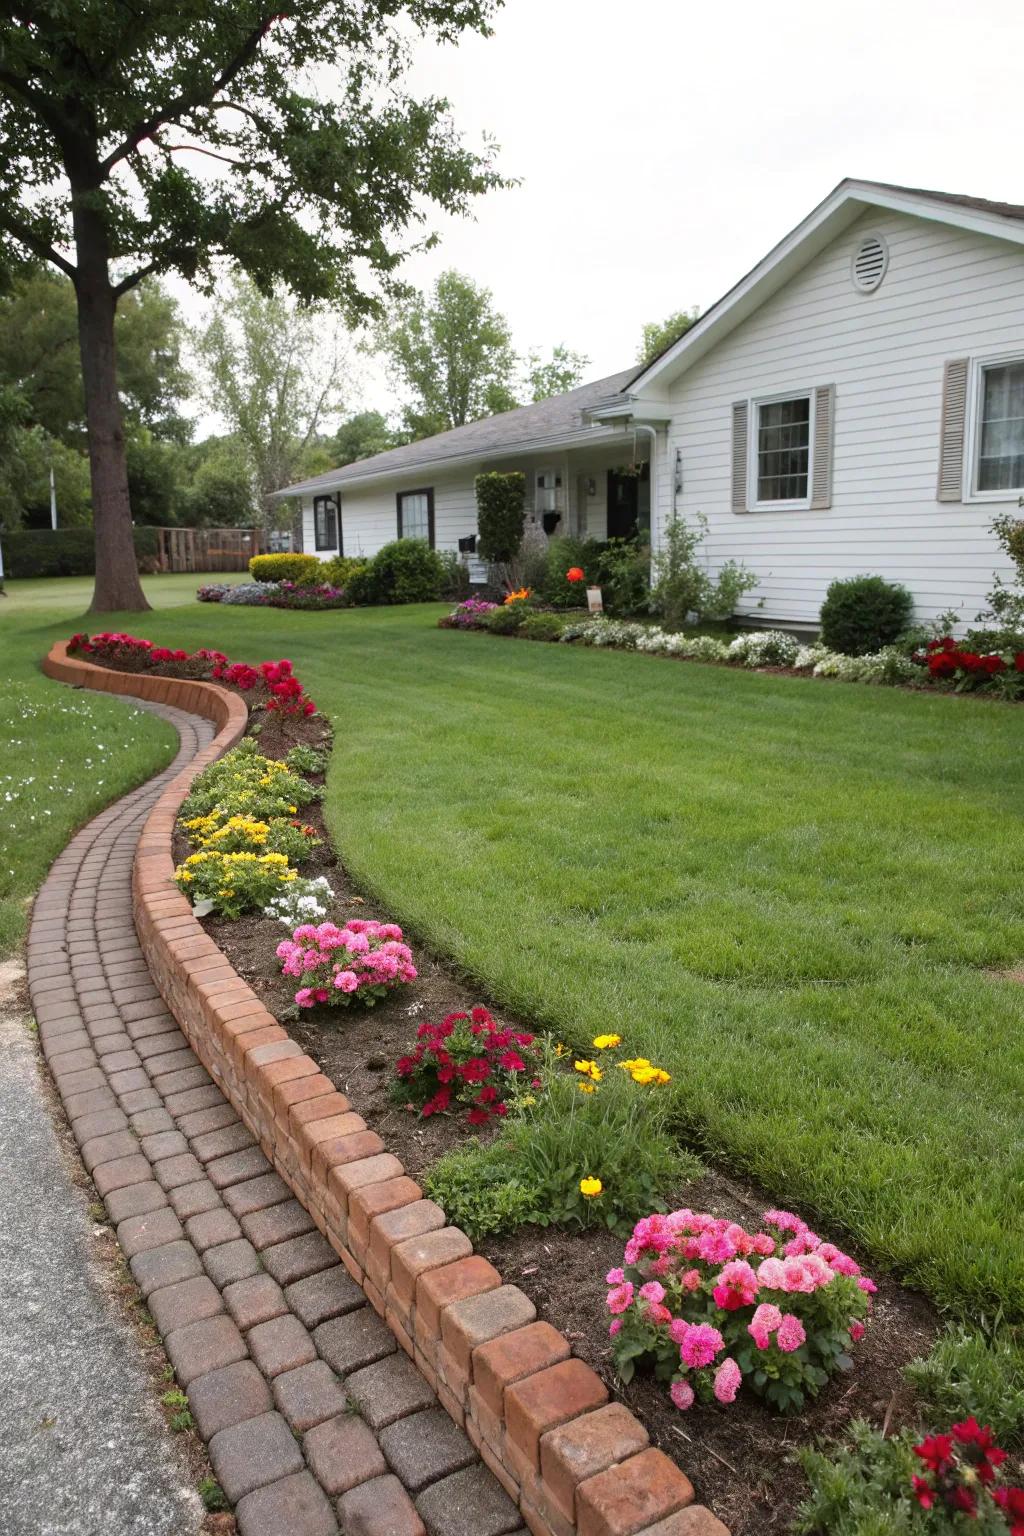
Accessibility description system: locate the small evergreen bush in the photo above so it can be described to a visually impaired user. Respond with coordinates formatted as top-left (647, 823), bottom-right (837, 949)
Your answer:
top-left (520, 613), bottom-right (566, 642)
top-left (819, 574), bottom-right (914, 655)
top-left (249, 552), bottom-right (321, 584)
top-left (475, 471), bottom-right (526, 565)
top-left (346, 539), bottom-right (445, 605)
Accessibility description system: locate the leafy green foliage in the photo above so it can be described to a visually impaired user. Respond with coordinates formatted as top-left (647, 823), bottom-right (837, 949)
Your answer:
top-left (485, 601), bottom-right (528, 634)
top-left (906, 1324), bottom-right (1024, 1448)
top-left (2, 527), bottom-right (158, 576)
top-left (319, 555), bottom-right (368, 591)
top-left (198, 1478), bottom-right (229, 1514)
top-left (794, 1421), bottom-right (928, 1534)
top-left (649, 512), bottom-right (759, 626)
top-left (475, 472), bottom-right (526, 565)
top-left (178, 741), bottom-right (318, 822)
top-left (423, 1143), bottom-right (543, 1240)
top-left (347, 539), bottom-right (445, 604)
top-left (520, 613), bottom-right (567, 641)
top-left (638, 308), bottom-right (700, 367)
top-left (379, 270), bottom-right (519, 437)
top-left (333, 410), bottom-right (408, 466)
top-left (978, 515), bottom-right (1024, 634)
top-left (820, 576), bottom-right (916, 656)
top-left (285, 744), bottom-right (329, 775)
top-left (250, 553), bottom-right (322, 584)
top-left (525, 344), bottom-right (589, 402)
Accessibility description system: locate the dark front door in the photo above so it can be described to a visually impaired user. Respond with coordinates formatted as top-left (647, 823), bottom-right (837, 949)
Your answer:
top-left (606, 465), bottom-right (650, 540)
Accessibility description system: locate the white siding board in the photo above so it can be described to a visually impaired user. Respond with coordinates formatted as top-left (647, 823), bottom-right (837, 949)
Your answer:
top-left (660, 208), bottom-right (1023, 627)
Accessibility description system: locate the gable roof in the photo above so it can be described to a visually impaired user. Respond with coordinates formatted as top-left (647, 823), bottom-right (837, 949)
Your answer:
top-left (615, 179), bottom-right (1024, 401)
top-left (275, 368), bottom-right (636, 498)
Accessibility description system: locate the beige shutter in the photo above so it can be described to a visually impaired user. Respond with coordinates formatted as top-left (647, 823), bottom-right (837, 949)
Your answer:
top-left (937, 358), bottom-right (969, 502)
top-left (810, 384), bottom-right (835, 510)
top-left (731, 401), bottom-right (749, 511)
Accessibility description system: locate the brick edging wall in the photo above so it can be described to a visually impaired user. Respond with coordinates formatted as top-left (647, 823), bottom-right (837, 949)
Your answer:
top-left (42, 641), bottom-right (729, 1536)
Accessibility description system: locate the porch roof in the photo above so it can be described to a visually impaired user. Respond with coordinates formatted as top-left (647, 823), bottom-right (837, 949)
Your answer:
top-left (273, 368), bottom-right (636, 498)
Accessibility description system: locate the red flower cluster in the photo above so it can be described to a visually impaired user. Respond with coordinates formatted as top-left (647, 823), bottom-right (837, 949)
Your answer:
top-left (912, 1418), bottom-right (1020, 1527)
top-left (566, 566), bottom-right (585, 583)
top-left (396, 1007), bottom-right (539, 1125)
top-left (922, 636), bottom-right (1024, 681)
top-left (67, 633), bottom-right (318, 715)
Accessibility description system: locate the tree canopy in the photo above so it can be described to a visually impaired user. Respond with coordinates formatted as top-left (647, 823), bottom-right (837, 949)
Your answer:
top-left (638, 307), bottom-right (700, 367)
top-left (334, 410), bottom-right (409, 465)
top-left (0, 0), bottom-right (504, 607)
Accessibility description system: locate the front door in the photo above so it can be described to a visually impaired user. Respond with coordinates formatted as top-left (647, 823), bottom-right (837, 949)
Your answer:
top-left (606, 466), bottom-right (647, 540)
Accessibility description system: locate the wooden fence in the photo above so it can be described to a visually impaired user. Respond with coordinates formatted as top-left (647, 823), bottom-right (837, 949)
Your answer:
top-left (155, 527), bottom-right (263, 573)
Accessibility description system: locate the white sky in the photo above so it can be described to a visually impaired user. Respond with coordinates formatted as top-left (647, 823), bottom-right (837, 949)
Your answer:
top-left (184, 0), bottom-right (1024, 435)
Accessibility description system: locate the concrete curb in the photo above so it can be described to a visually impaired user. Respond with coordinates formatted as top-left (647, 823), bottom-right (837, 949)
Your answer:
top-left (42, 640), bottom-right (728, 1536)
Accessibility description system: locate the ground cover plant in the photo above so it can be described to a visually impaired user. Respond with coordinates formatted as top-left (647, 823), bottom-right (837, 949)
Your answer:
top-left (4, 578), bottom-right (1024, 1322)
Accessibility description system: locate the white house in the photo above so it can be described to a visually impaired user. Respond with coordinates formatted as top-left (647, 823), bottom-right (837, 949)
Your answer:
top-left (278, 180), bottom-right (1024, 629)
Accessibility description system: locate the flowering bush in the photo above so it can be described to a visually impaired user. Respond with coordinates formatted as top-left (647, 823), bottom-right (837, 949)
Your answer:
top-left (396, 1007), bottom-right (540, 1124)
top-left (67, 632), bottom-right (320, 715)
top-left (197, 583), bottom-right (232, 602)
top-left (220, 581), bottom-right (278, 605)
top-left (607, 1206), bottom-right (874, 1414)
top-left (440, 598), bottom-right (499, 630)
top-left (178, 742), bottom-right (319, 823)
top-left (277, 918), bottom-right (417, 1008)
top-left (181, 811), bottom-right (320, 863)
top-left (797, 1417), bottom-right (1024, 1535)
top-left (915, 637), bottom-right (1024, 695)
top-left (175, 848), bottom-right (299, 919)
top-left (504, 587), bottom-right (532, 605)
top-left (263, 875), bottom-right (335, 926)
top-left (727, 630), bottom-right (801, 667)
top-left (265, 581), bottom-right (348, 611)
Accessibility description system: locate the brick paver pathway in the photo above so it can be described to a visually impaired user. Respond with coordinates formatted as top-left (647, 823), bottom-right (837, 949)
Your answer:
top-left (27, 696), bottom-right (524, 1536)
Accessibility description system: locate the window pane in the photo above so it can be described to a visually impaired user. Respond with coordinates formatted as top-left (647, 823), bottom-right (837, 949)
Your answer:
top-left (757, 396), bottom-right (809, 501)
top-left (979, 363), bottom-right (1024, 491)
top-left (400, 492), bottom-right (430, 540)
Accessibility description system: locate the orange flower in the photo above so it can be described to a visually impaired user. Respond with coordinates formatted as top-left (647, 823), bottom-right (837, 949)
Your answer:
top-left (566, 567), bottom-right (585, 582)
top-left (504, 587), bottom-right (531, 605)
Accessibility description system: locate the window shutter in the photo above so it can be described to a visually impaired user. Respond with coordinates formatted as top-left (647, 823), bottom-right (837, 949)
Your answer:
top-left (810, 384), bottom-right (835, 510)
top-left (937, 358), bottom-right (969, 502)
top-left (731, 401), bottom-right (748, 511)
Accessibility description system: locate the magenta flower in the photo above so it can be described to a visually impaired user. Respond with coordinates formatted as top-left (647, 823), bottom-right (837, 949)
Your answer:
top-left (678, 1322), bottom-right (725, 1369)
top-left (669, 1379), bottom-right (695, 1411)
top-left (713, 1358), bottom-right (742, 1404)
top-left (776, 1315), bottom-right (807, 1353)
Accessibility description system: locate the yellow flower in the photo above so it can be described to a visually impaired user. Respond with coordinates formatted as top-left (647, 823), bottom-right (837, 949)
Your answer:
top-left (553, 1043), bottom-right (567, 1058)
top-left (574, 1059), bottom-right (602, 1082)
top-left (521, 1095), bottom-right (537, 1108)
top-left (577, 1080), bottom-right (598, 1094)
top-left (618, 1057), bottom-right (652, 1073)
top-left (579, 1177), bottom-right (603, 1198)
top-left (592, 1034), bottom-right (622, 1050)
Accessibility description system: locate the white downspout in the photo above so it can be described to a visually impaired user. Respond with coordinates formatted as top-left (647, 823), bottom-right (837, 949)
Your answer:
top-left (632, 422), bottom-right (658, 549)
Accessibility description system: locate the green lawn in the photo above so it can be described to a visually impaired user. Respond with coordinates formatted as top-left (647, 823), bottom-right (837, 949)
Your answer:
top-left (3, 576), bottom-right (1023, 1315)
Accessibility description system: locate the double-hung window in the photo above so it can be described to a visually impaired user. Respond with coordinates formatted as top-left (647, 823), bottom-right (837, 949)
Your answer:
top-left (313, 495), bottom-right (338, 551)
top-left (973, 357), bottom-right (1024, 494)
top-left (753, 394), bottom-right (812, 507)
top-left (396, 488), bottom-right (434, 546)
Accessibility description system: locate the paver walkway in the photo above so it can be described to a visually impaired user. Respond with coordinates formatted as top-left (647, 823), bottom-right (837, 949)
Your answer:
top-left (26, 695), bottom-right (522, 1536)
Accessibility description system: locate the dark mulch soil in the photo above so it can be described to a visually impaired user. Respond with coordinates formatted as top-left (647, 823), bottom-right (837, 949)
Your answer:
top-left (155, 662), bottom-right (941, 1534)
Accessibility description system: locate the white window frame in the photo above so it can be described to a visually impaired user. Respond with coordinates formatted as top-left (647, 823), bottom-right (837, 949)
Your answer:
top-left (964, 350), bottom-right (1024, 503)
top-left (747, 389), bottom-right (815, 512)
top-left (534, 465), bottom-right (563, 516)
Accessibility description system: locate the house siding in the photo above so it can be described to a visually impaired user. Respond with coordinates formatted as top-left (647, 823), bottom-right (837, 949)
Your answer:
top-left (663, 208), bottom-right (1024, 628)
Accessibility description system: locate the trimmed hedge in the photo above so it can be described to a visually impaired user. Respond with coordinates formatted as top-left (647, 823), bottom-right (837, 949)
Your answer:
top-left (819, 575), bottom-right (914, 656)
top-left (347, 539), bottom-right (445, 605)
top-left (2, 526), bottom-right (158, 579)
top-left (249, 553), bottom-right (321, 584)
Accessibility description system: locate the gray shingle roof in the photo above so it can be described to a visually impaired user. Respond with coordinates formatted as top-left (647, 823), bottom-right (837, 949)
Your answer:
top-left (866, 181), bottom-right (1024, 222)
top-left (276, 368), bottom-right (636, 496)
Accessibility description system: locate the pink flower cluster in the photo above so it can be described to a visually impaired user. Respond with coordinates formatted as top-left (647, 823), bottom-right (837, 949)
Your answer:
top-left (607, 1207), bottom-right (874, 1415)
top-left (67, 633), bottom-right (318, 716)
top-left (276, 919), bottom-right (417, 1009)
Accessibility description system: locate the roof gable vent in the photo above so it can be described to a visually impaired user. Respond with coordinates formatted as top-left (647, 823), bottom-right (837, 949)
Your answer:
top-left (852, 232), bottom-right (889, 293)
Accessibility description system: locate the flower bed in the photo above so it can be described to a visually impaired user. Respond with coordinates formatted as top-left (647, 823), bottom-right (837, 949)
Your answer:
top-left (196, 579), bottom-right (348, 609)
top-left (439, 604), bottom-right (1024, 700)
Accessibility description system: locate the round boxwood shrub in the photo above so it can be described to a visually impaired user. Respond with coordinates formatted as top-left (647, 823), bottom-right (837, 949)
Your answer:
top-left (350, 539), bottom-right (445, 605)
top-left (249, 553), bottom-right (322, 584)
top-left (819, 575), bottom-right (914, 655)
top-left (319, 554), bottom-right (367, 591)
top-left (486, 602), bottom-right (528, 634)
top-left (520, 612), bottom-right (566, 642)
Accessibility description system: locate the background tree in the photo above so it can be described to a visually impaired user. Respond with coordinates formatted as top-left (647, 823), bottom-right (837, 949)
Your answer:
top-left (524, 344), bottom-right (588, 402)
top-left (379, 269), bottom-right (519, 438)
top-left (196, 275), bottom-right (350, 528)
top-left (334, 410), bottom-right (408, 465)
top-left (177, 436), bottom-right (257, 527)
top-left (638, 307), bottom-right (700, 367)
top-left (0, 1), bottom-right (502, 610)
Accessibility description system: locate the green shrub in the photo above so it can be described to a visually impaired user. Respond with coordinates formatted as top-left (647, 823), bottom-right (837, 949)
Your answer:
top-left (819, 575), bottom-right (914, 655)
top-left (597, 538), bottom-right (650, 616)
top-left (438, 550), bottom-right (471, 602)
top-left (319, 554), bottom-right (367, 590)
top-left (344, 561), bottom-right (381, 605)
top-left (906, 1323), bottom-right (1024, 1448)
top-left (485, 602), bottom-right (527, 634)
top-left (249, 552), bottom-right (321, 584)
top-left (542, 536), bottom-right (603, 608)
top-left (520, 613), bottom-right (566, 642)
top-left (649, 512), bottom-right (759, 627)
top-left (362, 537), bottom-right (445, 602)
top-left (423, 1143), bottom-right (543, 1240)
top-left (475, 471), bottom-right (526, 565)
top-left (794, 1421), bottom-right (926, 1535)
top-left (285, 744), bottom-right (328, 775)
top-left (3, 526), bottom-right (157, 578)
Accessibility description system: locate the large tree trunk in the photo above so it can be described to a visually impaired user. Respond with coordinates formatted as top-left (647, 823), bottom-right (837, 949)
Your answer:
top-left (72, 196), bottom-right (150, 613)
